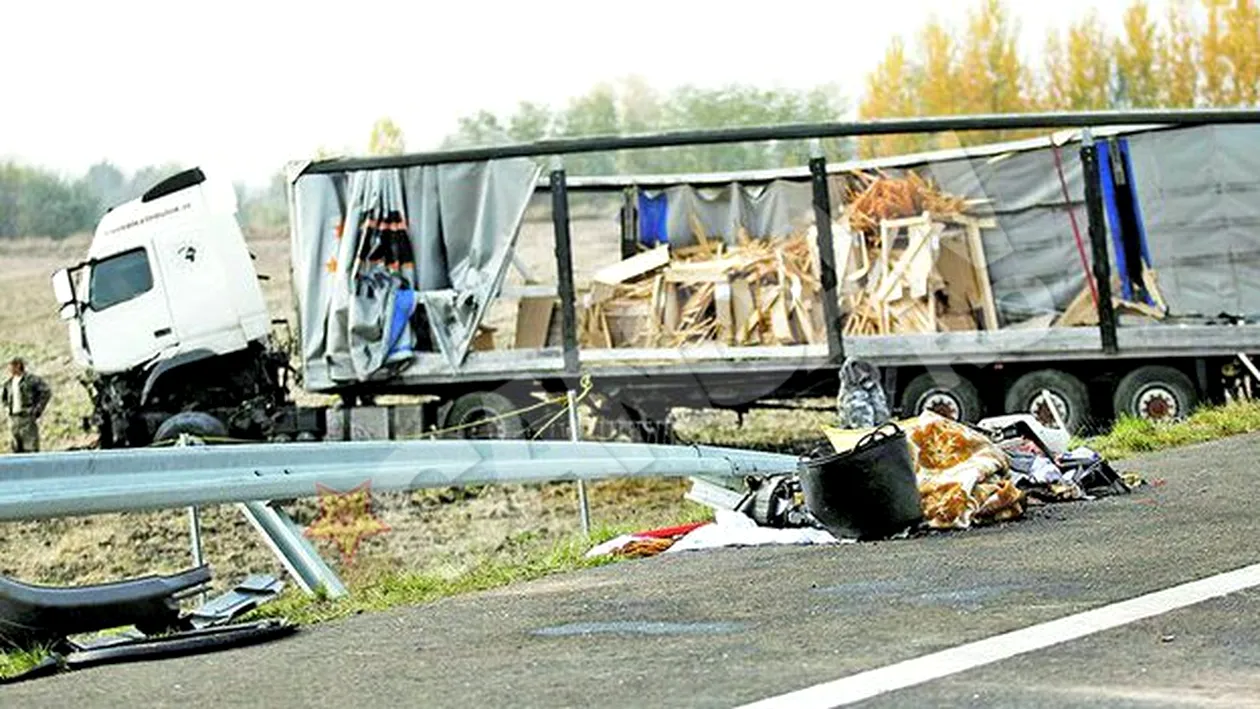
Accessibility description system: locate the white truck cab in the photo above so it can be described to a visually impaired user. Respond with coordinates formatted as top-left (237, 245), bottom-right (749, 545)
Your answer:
top-left (53, 168), bottom-right (270, 375)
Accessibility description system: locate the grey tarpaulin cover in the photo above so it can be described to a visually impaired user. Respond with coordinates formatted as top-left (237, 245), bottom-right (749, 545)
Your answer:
top-left (290, 158), bottom-right (542, 390)
top-left (656, 179), bottom-right (813, 246)
top-left (862, 123), bottom-right (1260, 325)
top-left (1124, 124), bottom-right (1260, 318)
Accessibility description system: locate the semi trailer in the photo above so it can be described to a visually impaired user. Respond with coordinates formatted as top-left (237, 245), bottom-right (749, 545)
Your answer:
top-left (50, 112), bottom-right (1260, 448)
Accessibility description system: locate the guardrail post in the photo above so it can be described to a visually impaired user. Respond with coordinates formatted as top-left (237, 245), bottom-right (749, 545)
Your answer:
top-left (1080, 131), bottom-right (1119, 354)
top-left (567, 390), bottom-right (591, 536)
top-left (809, 140), bottom-right (846, 362)
top-left (550, 160), bottom-right (580, 374)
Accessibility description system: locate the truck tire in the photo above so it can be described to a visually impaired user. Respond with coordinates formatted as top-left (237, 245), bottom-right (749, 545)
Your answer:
top-left (443, 391), bottom-right (526, 439)
top-left (153, 412), bottom-right (229, 443)
top-left (899, 371), bottom-right (983, 422)
top-left (1113, 365), bottom-right (1198, 422)
top-left (1004, 369), bottom-right (1091, 434)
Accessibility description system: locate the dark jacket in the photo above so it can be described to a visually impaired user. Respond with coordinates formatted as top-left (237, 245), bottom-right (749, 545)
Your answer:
top-left (2, 373), bottom-right (51, 419)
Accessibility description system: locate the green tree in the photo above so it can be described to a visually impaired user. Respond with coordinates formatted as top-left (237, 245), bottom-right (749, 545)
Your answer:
top-left (507, 101), bottom-right (555, 143)
top-left (82, 161), bottom-right (128, 211)
top-left (0, 162), bottom-right (98, 239)
top-left (368, 117), bottom-right (406, 156)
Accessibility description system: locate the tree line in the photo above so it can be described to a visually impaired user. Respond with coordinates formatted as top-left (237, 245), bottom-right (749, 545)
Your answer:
top-left (859, 0), bottom-right (1260, 155)
top-left (0, 159), bottom-right (290, 240)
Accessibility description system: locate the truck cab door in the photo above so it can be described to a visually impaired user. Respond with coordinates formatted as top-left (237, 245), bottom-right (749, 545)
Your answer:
top-left (80, 245), bottom-right (179, 374)
top-left (150, 225), bottom-right (243, 350)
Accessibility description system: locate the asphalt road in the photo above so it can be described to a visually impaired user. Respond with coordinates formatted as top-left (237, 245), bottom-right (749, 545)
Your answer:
top-left (7, 434), bottom-right (1260, 708)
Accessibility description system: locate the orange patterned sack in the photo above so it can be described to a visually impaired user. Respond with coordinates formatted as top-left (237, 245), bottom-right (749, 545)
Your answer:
top-left (906, 411), bottom-right (1023, 529)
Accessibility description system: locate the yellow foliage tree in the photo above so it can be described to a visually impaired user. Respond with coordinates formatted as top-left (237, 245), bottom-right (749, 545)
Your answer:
top-left (1115, 1), bottom-right (1162, 107)
top-left (1159, 0), bottom-right (1201, 106)
top-left (856, 37), bottom-right (922, 158)
top-left (1221, 0), bottom-right (1260, 105)
top-left (1201, 0), bottom-right (1232, 104)
top-left (955, 0), bottom-right (1035, 142)
top-left (1043, 13), bottom-right (1114, 111)
top-left (368, 118), bottom-right (406, 156)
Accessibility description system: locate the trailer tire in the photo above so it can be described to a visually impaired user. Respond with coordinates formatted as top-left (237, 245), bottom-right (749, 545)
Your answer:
top-left (900, 371), bottom-right (983, 422)
top-left (443, 391), bottom-right (526, 440)
top-left (1113, 365), bottom-right (1198, 422)
top-left (1004, 369), bottom-right (1091, 434)
top-left (153, 412), bottom-right (229, 443)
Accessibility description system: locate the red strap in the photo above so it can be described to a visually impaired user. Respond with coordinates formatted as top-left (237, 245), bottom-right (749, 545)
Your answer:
top-left (634, 521), bottom-right (710, 539)
top-left (1051, 140), bottom-right (1100, 309)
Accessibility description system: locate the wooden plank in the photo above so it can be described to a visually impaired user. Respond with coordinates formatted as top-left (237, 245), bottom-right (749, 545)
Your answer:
top-left (934, 232), bottom-right (980, 315)
top-left (714, 279), bottom-right (735, 345)
top-left (730, 277), bottom-right (757, 345)
top-left (513, 296), bottom-right (556, 349)
top-left (873, 222), bottom-right (934, 303)
top-left (590, 244), bottom-right (670, 303)
top-left (1055, 286), bottom-right (1097, 327)
top-left (964, 220), bottom-right (1000, 331)
top-left (662, 283), bottom-right (681, 334)
top-left (664, 255), bottom-right (752, 283)
top-left (881, 213), bottom-right (933, 230)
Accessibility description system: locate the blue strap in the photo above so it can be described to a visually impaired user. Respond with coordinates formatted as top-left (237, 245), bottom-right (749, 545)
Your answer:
top-left (637, 191), bottom-right (669, 247)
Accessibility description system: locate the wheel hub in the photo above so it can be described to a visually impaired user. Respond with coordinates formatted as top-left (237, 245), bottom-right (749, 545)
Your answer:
top-left (1030, 391), bottom-right (1069, 429)
top-left (462, 408), bottom-right (509, 439)
top-left (919, 392), bottom-right (961, 421)
top-left (1137, 386), bottom-right (1178, 421)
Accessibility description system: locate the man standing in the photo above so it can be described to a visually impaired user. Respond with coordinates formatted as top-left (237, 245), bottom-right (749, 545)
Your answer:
top-left (2, 357), bottom-right (51, 453)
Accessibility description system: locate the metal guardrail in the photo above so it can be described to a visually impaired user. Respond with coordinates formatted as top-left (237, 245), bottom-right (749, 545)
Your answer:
top-left (0, 440), bottom-right (799, 523)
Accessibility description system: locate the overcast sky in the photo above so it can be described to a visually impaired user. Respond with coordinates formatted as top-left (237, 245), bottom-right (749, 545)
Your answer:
top-left (2, 0), bottom-right (1153, 186)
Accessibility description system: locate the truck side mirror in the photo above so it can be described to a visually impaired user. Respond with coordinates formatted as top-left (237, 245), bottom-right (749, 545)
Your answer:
top-left (51, 269), bottom-right (78, 320)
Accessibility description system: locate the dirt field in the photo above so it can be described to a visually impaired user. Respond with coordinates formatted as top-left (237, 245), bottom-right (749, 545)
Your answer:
top-left (0, 212), bottom-right (826, 592)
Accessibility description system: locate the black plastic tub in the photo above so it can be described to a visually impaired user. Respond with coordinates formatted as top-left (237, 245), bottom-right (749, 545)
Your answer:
top-left (798, 423), bottom-right (923, 540)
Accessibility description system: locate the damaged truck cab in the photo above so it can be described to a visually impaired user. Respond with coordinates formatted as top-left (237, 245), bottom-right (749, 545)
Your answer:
top-left (52, 168), bottom-right (290, 447)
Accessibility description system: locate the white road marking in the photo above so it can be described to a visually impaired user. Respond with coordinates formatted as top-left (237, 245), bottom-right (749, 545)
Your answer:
top-left (736, 562), bottom-right (1260, 709)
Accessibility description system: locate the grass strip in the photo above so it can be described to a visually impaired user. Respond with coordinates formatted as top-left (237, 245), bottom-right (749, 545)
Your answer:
top-left (1081, 400), bottom-right (1260, 461)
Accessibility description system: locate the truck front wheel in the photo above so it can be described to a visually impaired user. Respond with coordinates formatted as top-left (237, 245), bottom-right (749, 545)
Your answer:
top-left (153, 412), bottom-right (229, 443)
top-left (1113, 365), bottom-right (1198, 422)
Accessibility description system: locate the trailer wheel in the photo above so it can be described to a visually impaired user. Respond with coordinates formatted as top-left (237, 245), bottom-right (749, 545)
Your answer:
top-left (900, 371), bottom-right (983, 422)
top-left (443, 391), bottom-right (526, 439)
top-left (153, 412), bottom-right (229, 443)
top-left (1004, 369), bottom-right (1091, 433)
top-left (1113, 365), bottom-right (1198, 422)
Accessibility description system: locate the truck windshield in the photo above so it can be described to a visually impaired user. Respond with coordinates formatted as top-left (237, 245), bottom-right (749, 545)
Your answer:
top-left (89, 247), bottom-right (153, 311)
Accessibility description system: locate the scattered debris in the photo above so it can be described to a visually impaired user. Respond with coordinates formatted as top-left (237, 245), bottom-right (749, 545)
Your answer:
top-left (664, 509), bottom-right (846, 554)
top-left (836, 357), bottom-right (891, 429)
top-left (583, 522), bottom-right (708, 559)
top-left (0, 567), bottom-right (292, 684)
